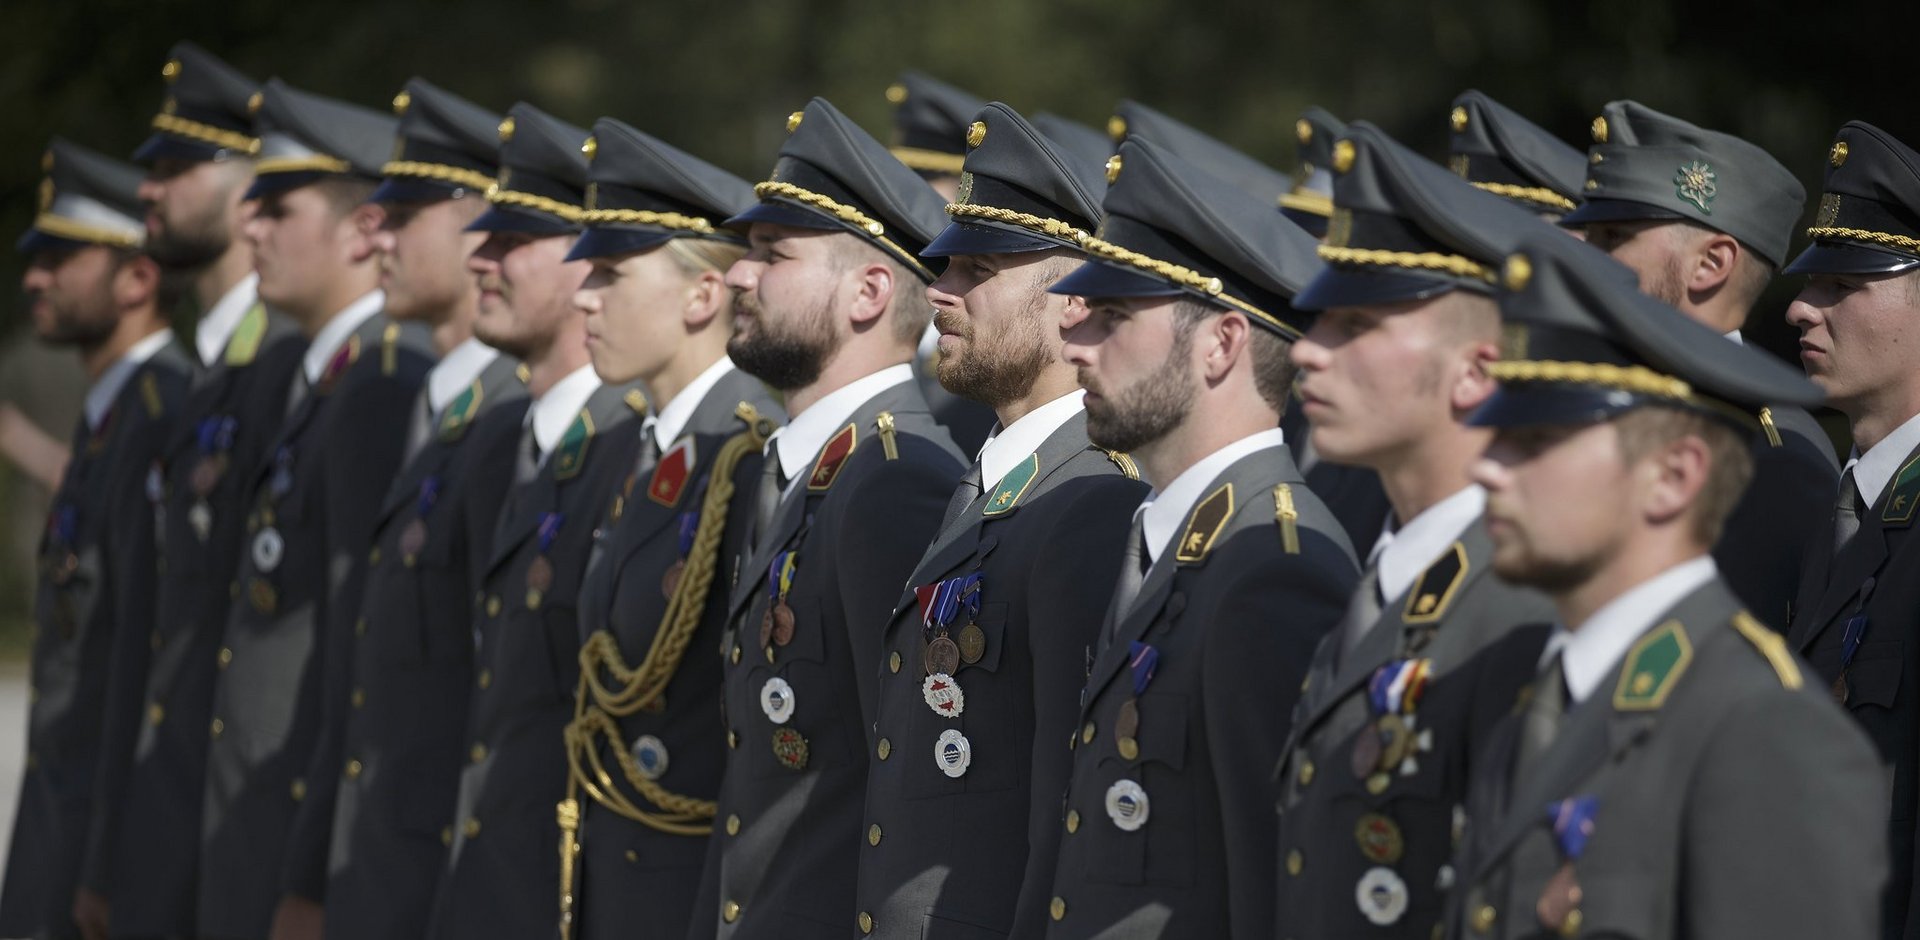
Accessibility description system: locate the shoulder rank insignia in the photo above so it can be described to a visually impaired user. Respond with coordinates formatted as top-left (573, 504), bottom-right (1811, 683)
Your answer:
top-left (875, 411), bottom-right (899, 460)
top-left (551, 409), bottom-right (596, 481)
top-left (1612, 620), bottom-right (1693, 711)
top-left (1176, 482), bottom-right (1234, 565)
top-left (515, 363), bottom-right (532, 384)
top-left (438, 380), bottom-right (484, 442)
top-left (381, 323), bottom-right (400, 376)
top-left (1730, 610), bottom-right (1803, 690)
top-left (983, 453), bottom-right (1040, 517)
top-left (224, 303), bottom-right (267, 366)
top-left (624, 388), bottom-right (649, 416)
top-left (808, 423), bottom-right (857, 491)
top-left (140, 372), bottom-right (165, 419)
top-left (1882, 452), bottom-right (1920, 526)
top-left (1757, 407), bottom-right (1782, 448)
top-left (650, 437), bottom-right (695, 507)
top-left (1403, 542), bottom-right (1468, 624)
top-left (1272, 484), bottom-right (1300, 554)
top-left (1105, 450), bottom-right (1140, 480)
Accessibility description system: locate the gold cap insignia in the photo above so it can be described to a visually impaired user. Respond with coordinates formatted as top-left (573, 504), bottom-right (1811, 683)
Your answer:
top-left (1503, 253), bottom-right (1533, 292)
top-left (886, 82), bottom-right (908, 104)
top-left (247, 91), bottom-right (264, 116)
top-left (1450, 106), bottom-right (1469, 133)
top-left (582, 136), bottom-right (598, 161)
top-left (786, 111), bottom-right (804, 133)
top-left (1332, 139), bottom-right (1356, 174)
top-left (1591, 116), bottom-right (1608, 143)
top-left (1295, 119), bottom-right (1313, 145)
top-left (392, 90), bottom-right (411, 115)
top-left (162, 58), bottom-right (182, 82)
top-left (1107, 115), bottom-right (1126, 142)
top-left (1830, 141), bottom-right (1849, 167)
top-left (497, 116), bottom-right (515, 142)
top-left (966, 121), bottom-right (986, 148)
top-left (1104, 154), bottom-right (1123, 185)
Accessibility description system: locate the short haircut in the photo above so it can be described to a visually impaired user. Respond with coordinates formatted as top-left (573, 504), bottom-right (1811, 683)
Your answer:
top-left (828, 234), bottom-right (932, 344)
top-left (312, 176), bottom-right (379, 217)
top-left (664, 237), bottom-right (748, 277)
top-left (1170, 298), bottom-right (1298, 415)
top-left (1613, 405), bottom-right (1755, 545)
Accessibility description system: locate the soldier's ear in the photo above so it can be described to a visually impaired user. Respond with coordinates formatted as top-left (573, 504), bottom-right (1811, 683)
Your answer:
top-left (344, 201), bottom-right (386, 264)
top-left (1202, 309), bottom-right (1252, 383)
top-left (1687, 231), bottom-right (1740, 298)
top-left (685, 268), bottom-right (728, 330)
top-left (113, 252), bottom-right (163, 310)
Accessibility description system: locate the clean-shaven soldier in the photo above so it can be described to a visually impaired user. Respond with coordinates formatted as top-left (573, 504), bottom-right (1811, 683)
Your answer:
top-left (855, 103), bottom-right (1147, 940)
top-left (104, 45), bottom-right (309, 940)
top-left (425, 102), bottom-right (643, 940)
top-left (1449, 230), bottom-right (1884, 940)
top-left (1783, 121), bottom-right (1920, 940)
top-left (0, 140), bottom-right (193, 940)
top-left (197, 80), bottom-right (434, 940)
top-left (1041, 136), bottom-right (1359, 939)
top-left (1273, 123), bottom-right (1560, 938)
top-left (560, 118), bottom-right (782, 940)
top-left (284, 79), bottom-right (528, 940)
top-left (1444, 89), bottom-right (1586, 222)
top-left (692, 97), bottom-right (965, 938)
top-left (1559, 100), bottom-right (1838, 629)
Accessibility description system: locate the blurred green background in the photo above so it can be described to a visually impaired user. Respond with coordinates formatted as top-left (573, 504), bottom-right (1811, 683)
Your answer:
top-left (0, 0), bottom-right (1906, 649)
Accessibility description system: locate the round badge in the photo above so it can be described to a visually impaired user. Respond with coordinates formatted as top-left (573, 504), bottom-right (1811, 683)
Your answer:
top-left (1355, 866), bottom-right (1410, 926)
top-left (957, 623), bottom-right (986, 664)
top-left (527, 555), bottom-right (554, 593)
top-left (661, 559), bottom-right (685, 599)
top-left (759, 677), bottom-right (796, 725)
top-left (922, 673), bottom-right (965, 719)
top-left (1104, 779), bottom-right (1151, 831)
top-left (399, 519), bottom-right (428, 558)
top-left (630, 734), bottom-right (668, 780)
top-left (771, 728), bottom-right (809, 770)
top-left (1350, 725), bottom-right (1383, 779)
top-left (1537, 862), bottom-right (1584, 934)
top-left (934, 728), bottom-right (972, 778)
top-left (1354, 813), bottom-right (1405, 865)
top-left (925, 635), bottom-right (961, 675)
top-left (772, 603), bottom-right (796, 646)
top-left (188, 501), bottom-right (214, 542)
top-left (251, 527), bottom-right (285, 573)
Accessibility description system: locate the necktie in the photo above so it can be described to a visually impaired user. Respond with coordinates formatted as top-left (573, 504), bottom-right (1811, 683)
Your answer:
top-left (940, 462), bottom-right (985, 531)
top-left (1336, 565), bottom-right (1387, 660)
top-left (752, 447), bottom-right (787, 547)
top-left (634, 425), bottom-right (662, 484)
top-left (1108, 510), bottom-right (1152, 642)
top-left (401, 387), bottom-right (434, 463)
top-left (285, 370), bottom-right (311, 418)
top-left (1515, 651), bottom-right (1567, 776)
top-left (1834, 466), bottom-right (1862, 554)
top-left (514, 423), bottom-right (541, 484)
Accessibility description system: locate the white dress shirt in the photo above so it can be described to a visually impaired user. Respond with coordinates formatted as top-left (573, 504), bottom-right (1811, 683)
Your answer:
top-left (1543, 554), bottom-right (1719, 703)
top-left (299, 290), bottom-right (385, 385)
top-left (975, 389), bottom-right (1085, 489)
top-left (525, 365), bottom-right (603, 463)
top-left (765, 363), bottom-right (915, 492)
top-left (424, 338), bottom-right (500, 419)
top-left (1847, 410), bottom-right (1920, 509)
top-left (84, 329), bottom-right (176, 431)
top-left (194, 273), bottom-right (259, 367)
top-left (1139, 427), bottom-right (1287, 564)
top-left (650, 356), bottom-right (740, 453)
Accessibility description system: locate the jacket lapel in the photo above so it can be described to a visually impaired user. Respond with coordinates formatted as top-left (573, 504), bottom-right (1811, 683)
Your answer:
top-left (1790, 505), bottom-right (1893, 652)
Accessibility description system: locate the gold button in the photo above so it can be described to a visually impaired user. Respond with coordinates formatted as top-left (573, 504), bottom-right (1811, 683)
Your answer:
top-left (1286, 849), bottom-right (1303, 876)
top-left (210, 718), bottom-right (225, 738)
top-left (217, 647), bottom-right (233, 668)
top-left (1066, 810), bottom-right (1080, 833)
top-left (867, 823), bottom-right (882, 846)
top-left (731, 645), bottom-right (742, 665)
top-left (726, 814), bottom-right (740, 835)
top-left (859, 911), bottom-right (874, 934)
top-left (351, 688), bottom-right (365, 708)
top-left (1081, 721), bottom-right (1096, 744)
top-left (1117, 737), bottom-right (1139, 760)
top-left (877, 738), bottom-right (892, 761)
top-left (727, 730), bottom-right (738, 749)
top-left (765, 646), bottom-right (775, 664)
top-left (486, 596), bottom-right (502, 617)
top-left (355, 617), bottom-right (367, 636)
top-left (147, 703), bottom-right (165, 726)
top-left (477, 669), bottom-right (492, 690)
top-left (624, 849), bottom-right (638, 862)
top-left (1471, 904), bottom-right (1496, 933)
top-left (722, 900), bottom-right (740, 923)
top-left (1050, 897), bottom-right (1066, 921)
top-left (471, 743), bottom-right (487, 763)
top-left (290, 778), bottom-right (306, 801)
top-left (369, 547), bottom-right (381, 565)
top-left (888, 651), bottom-right (901, 673)
top-left (464, 817), bottom-right (482, 838)
top-left (1297, 760), bottom-right (1315, 787)
top-left (345, 759), bottom-right (363, 779)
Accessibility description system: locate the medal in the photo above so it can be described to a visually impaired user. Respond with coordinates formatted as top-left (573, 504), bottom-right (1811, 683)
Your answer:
top-left (1376, 714), bottom-right (1413, 770)
top-left (269, 446), bottom-right (295, 497)
top-left (1104, 779), bottom-right (1150, 831)
top-left (630, 734), bottom-right (668, 780)
top-left (914, 572), bottom-right (983, 672)
top-left (759, 677), bottom-right (796, 724)
top-left (252, 527), bottom-right (285, 573)
top-left (934, 729), bottom-right (972, 778)
top-left (527, 556), bottom-right (554, 593)
top-left (1833, 674), bottom-right (1850, 705)
top-left (191, 456), bottom-right (224, 497)
top-left (1126, 641), bottom-right (1160, 696)
top-left (1537, 863), bottom-right (1583, 935)
top-left (771, 728), bottom-right (808, 770)
top-left (189, 501), bottom-right (214, 542)
top-left (146, 462), bottom-right (165, 503)
top-left (1354, 813), bottom-right (1405, 864)
top-left (763, 551), bottom-right (798, 650)
top-left (47, 551), bottom-right (78, 586)
top-left (772, 603), bottom-right (795, 646)
top-left (1115, 699), bottom-right (1141, 761)
top-left (759, 609), bottom-right (775, 649)
top-left (957, 623), bottom-right (986, 663)
top-left (249, 577), bottom-right (277, 614)
top-left (193, 417), bottom-right (237, 497)
top-left (661, 559), bottom-right (685, 599)
top-left (1536, 795), bottom-right (1597, 932)
top-left (922, 673), bottom-right (965, 718)
top-left (925, 636), bottom-right (961, 675)
top-left (400, 519), bottom-right (428, 559)
top-left (1354, 866), bottom-right (1410, 926)
top-left (1350, 725), bottom-right (1384, 779)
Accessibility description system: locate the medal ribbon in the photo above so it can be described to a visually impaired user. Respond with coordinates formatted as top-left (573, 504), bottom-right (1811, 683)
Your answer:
top-left (416, 476), bottom-right (443, 518)
top-left (1126, 641), bottom-right (1160, 696)
top-left (676, 509), bottom-right (700, 559)
top-left (270, 445), bottom-right (295, 497)
top-left (197, 415), bottom-right (239, 455)
top-left (1366, 658), bottom-right (1432, 717)
top-left (766, 551), bottom-right (797, 604)
top-left (916, 572), bottom-right (982, 636)
top-left (536, 511), bottom-right (566, 554)
top-left (1840, 576), bottom-right (1878, 671)
top-left (49, 504), bottom-right (78, 545)
top-left (1545, 795), bottom-right (1599, 861)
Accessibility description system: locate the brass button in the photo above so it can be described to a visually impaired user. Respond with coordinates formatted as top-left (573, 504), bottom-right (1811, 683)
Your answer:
top-left (1081, 721), bottom-right (1096, 744)
top-left (464, 817), bottom-right (482, 838)
top-left (1286, 849), bottom-right (1303, 876)
top-left (730, 645), bottom-right (742, 665)
top-left (722, 900), bottom-right (740, 923)
top-left (1297, 760), bottom-right (1315, 787)
top-left (290, 778), bottom-right (306, 801)
top-left (888, 651), bottom-right (901, 673)
top-left (217, 647), bottom-right (233, 668)
top-left (485, 595), bottom-right (502, 617)
top-left (859, 911), bottom-right (874, 934)
top-left (470, 743), bottom-right (487, 763)
top-left (369, 547), bottom-right (381, 565)
top-left (345, 759), bottom-right (363, 779)
top-left (210, 718), bottom-right (225, 738)
top-left (1050, 897), bottom-right (1066, 921)
top-left (351, 688), bottom-right (365, 708)
top-left (867, 823), bottom-right (882, 846)
top-left (765, 646), bottom-right (775, 664)
top-left (1471, 904), bottom-right (1496, 933)
top-left (624, 849), bottom-right (638, 863)
top-left (147, 703), bottom-right (165, 726)
top-left (1066, 810), bottom-right (1080, 833)
top-left (877, 738), bottom-right (891, 761)
top-left (1117, 737), bottom-right (1139, 760)
top-left (477, 669), bottom-right (492, 690)
top-left (727, 730), bottom-right (738, 749)
top-left (726, 814), bottom-right (740, 835)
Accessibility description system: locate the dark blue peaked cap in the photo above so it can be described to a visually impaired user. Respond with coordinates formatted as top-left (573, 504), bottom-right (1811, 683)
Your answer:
top-left (1786, 121), bottom-right (1920, 276)
top-left (1281, 106), bottom-right (1346, 236)
top-left (136, 42), bottom-right (261, 165)
top-left (925, 102), bottom-right (1106, 257)
top-left (467, 103), bottom-right (591, 237)
top-left (1110, 99), bottom-right (1291, 207)
top-left (730, 97), bottom-right (950, 282)
top-left (1447, 90), bottom-right (1585, 217)
top-left (244, 79), bottom-right (397, 199)
top-left (1050, 136), bottom-right (1322, 340)
top-left (21, 139), bottom-right (148, 255)
top-left (1031, 113), bottom-right (1114, 171)
top-left (567, 118), bottom-right (755, 261)
top-left (887, 71), bottom-right (986, 176)
top-left (371, 78), bottom-right (501, 205)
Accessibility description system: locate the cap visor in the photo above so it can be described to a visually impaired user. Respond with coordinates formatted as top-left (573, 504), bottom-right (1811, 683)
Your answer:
top-left (1279, 207), bottom-right (1330, 239)
top-left (370, 177), bottom-right (464, 205)
top-left (565, 227), bottom-right (677, 262)
top-left (723, 200), bottom-right (847, 233)
top-left (133, 134), bottom-right (224, 166)
top-left (1558, 197), bottom-right (1689, 229)
top-left (1293, 266), bottom-right (1459, 311)
top-left (1047, 259), bottom-right (1185, 298)
top-left (466, 205), bottom-right (579, 237)
top-left (244, 170), bottom-right (332, 201)
top-left (923, 221), bottom-right (1065, 258)
top-left (16, 229), bottom-right (95, 257)
top-left (1783, 241), bottom-right (1920, 276)
top-left (1468, 383), bottom-right (1642, 429)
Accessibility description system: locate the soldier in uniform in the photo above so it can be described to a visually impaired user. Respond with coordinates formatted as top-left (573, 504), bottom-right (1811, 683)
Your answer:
top-left (424, 102), bottom-right (642, 940)
top-left (196, 80), bottom-right (434, 940)
top-left (98, 44), bottom-right (308, 940)
top-left (0, 140), bottom-right (194, 940)
top-left (559, 118), bottom-right (782, 940)
top-left (1782, 121), bottom-right (1920, 940)
top-left (281, 79), bottom-right (527, 940)
top-left (854, 103), bottom-right (1147, 939)
top-left (1445, 90), bottom-right (1586, 221)
top-left (1447, 230), bottom-right (1885, 940)
top-left (1272, 122), bottom-right (1560, 938)
top-left (692, 97), bottom-right (965, 937)
top-left (1557, 100), bottom-right (1838, 629)
top-left (1280, 106), bottom-right (1343, 238)
top-left (1040, 135), bottom-right (1359, 938)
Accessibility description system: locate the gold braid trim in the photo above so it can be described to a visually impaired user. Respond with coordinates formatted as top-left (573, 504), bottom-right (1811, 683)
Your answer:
top-left (752, 181), bottom-right (935, 281)
top-left (944, 202), bottom-right (1088, 242)
top-left (1471, 181), bottom-right (1577, 212)
top-left (1317, 245), bottom-right (1495, 283)
top-left (380, 160), bottom-right (495, 192)
top-left (1278, 189), bottom-right (1333, 216)
top-left (150, 113), bottom-right (261, 155)
top-left (1074, 232), bottom-right (1301, 340)
top-left (1489, 359), bottom-right (1693, 400)
top-left (1805, 226), bottom-right (1920, 256)
top-left (890, 146), bottom-right (966, 175)
top-left (255, 154), bottom-right (352, 176)
top-left (31, 214), bottom-right (141, 249)
top-left (565, 709), bottom-right (718, 832)
top-left (487, 185), bottom-right (585, 221)
top-left (580, 207), bottom-right (716, 234)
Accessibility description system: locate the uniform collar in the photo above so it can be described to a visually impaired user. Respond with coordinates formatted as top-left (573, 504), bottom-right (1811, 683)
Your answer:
top-left (652, 356), bottom-right (739, 452)
top-left (1370, 484), bottom-right (1485, 603)
top-left (1140, 427), bottom-right (1287, 564)
top-left (766, 363), bottom-right (915, 485)
top-left (975, 389), bottom-right (1085, 490)
top-left (1850, 408), bottom-right (1920, 508)
top-left (525, 364), bottom-right (602, 461)
top-left (194, 272), bottom-right (259, 367)
top-left (425, 337), bottom-right (499, 416)
top-left (300, 289), bottom-right (385, 384)
top-left (85, 328), bottom-right (176, 431)
top-left (1545, 554), bottom-right (1718, 703)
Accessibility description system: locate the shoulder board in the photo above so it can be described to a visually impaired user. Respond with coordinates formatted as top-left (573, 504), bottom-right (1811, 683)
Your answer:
top-left (551, 409), bottom-right (596, 481)
top-left (1612, 619), bottom-right (1694, 711)
top-left (1757, 407), bottom-right (1783, 448)
top-left (649, 436), bottom-right (696, 507)
top-left (140, 372), bottom-right (164, 419)
top-left (515, 363), bottom-right (532, 385)
top-left (1403, 542), bottom-right (1468, 624)
top-left (223, 302), bottom-right (267, 366)
top-left (1730, 610), bottom-right (1804, 690)
top-left (1272, 484), bottom-right (1300, 554)
top-left (1105, 450), bottom-right (1140, 479)
top-left (624, 388), bottom-right (649, 416)
top-left (875, 411), bottom-right (899, 460)
top-left (1175, 482), bottom-right (1234, 565)
top-left (983, 453), bottom-right (1040, 517)
top-left (438, 379), bottom-right (484, 442)
top-left (1883, 452), bottom-right (1920, 526)
top-left (381, 323), bottom-right (400, 376)
top-left (808, 423), bottom-right (857, 491)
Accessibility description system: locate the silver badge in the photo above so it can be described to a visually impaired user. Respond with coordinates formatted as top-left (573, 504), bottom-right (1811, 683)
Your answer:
top-left (934, 728), bottom-right (972, 778)
top-left (1104, 779), bottom-right (1150, 831)
top-left (759, 677), bottom-right (796, 725)
top-left (1355, 866), bottom-right (1410, 926)
top-left (630, 734), bottom-right (668, 780)
top-left (252, 527), bottom-right (285, 573)
top-left (922, 673), bottom-right (965, 719)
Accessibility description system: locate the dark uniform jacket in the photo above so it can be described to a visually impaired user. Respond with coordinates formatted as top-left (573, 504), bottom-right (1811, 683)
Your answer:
top-left (1789, 435), bottom-right (1920, 940)
top-left (1273, 517), bottom-right (1554, 939)
top-left (568, 370), bottom-right (782, 940)
top-left (1043, 444), bottom-right (1357, 939)
top-left (425, 380), bottom-right (643, 940)
top-left (693, 379), bottom-right (963, 939)
top-left (309, 353), bottom-right (529, 940)
top-left (197, 311), bottom-right (433, 939)
top-left (1717, 403), bottom-right (1836, 628)
top-left (856, 411), bottom-right (1147, 940)
top-left (103, 304), bottom-right (306, 938)
top-left (1453, 578), bottom-right (1885, 940)
top-left (0, 337), bottom-right (193, 940)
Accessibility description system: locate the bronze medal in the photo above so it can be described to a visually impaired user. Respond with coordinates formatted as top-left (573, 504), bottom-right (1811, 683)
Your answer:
top-left (925, 635), bottom-right (961, 676)
top-left (772, 602), bottom-right (796, 646)
top-left (399, 519), bottom-right (428, 559)
top-left (1350, 726), bottom-right (1384, 779)
top-left (759, 609), bottom-right (775, 649)
top-left (190, 455), bottom-right (226, 497)
top-left (49, 552), bottom-right (78, 586)
top-left (1535, 861), bottom-right (1584, 935)
top-left (527, 555), bottom-right (554, 593)
top-left (957, 623), bottom-right (986, 664)
top-left (1354, 813), bottom-right (1405, 864)
top-left (1832, 673), bottom-right (1849, 706)
top-left (1115, 699), bottom-right (1141, 741)
top-left (661, 559), bottom-right (685, 599)
top-left (1376, 715), bottom-right (1412, 772)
